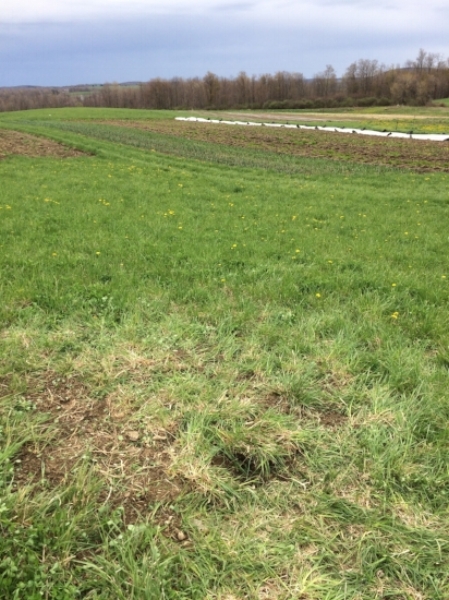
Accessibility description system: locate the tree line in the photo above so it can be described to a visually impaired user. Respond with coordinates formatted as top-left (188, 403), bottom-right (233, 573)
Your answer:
top-left (2, 49), bottom-right (449, 113)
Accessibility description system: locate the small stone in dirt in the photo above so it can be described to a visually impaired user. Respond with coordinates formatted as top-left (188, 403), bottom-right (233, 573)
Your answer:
top-left (126, 430), bottom-right (140, 442)
top-left (176, 530), bottom-right (187, 541)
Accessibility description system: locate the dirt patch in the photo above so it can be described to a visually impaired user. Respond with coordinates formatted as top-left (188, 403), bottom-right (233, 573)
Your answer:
top-left (0, 375), bottom-right (10, 397)
top-left (99, 119), bottom-right (449, 172)
top-left (318, 410), bottom-right (347, 428)
top-left (211, 447), bottom-right (301, 484)
top-left (263, 391), bottom-right (347, 429)
top-left (10, 372), bottom-right (184, 525)
top-left (0, 129), bottom-right (87, 159)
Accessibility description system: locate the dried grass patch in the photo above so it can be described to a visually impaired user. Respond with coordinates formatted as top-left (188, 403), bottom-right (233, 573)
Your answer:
top-left (10, 371), bottom-right (185, 524)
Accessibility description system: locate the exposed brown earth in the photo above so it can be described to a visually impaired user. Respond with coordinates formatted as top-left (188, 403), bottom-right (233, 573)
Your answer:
top-left (101, 118), bottom-right (449, 172)
top-left (0, 129), bottom-right (87, 159)
top-left (6, 361), bottom-right (349, 523)
top-left (10, 372), bottom-right (183, 526)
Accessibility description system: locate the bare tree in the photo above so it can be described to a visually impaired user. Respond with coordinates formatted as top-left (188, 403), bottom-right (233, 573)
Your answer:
top-left (203, 72), bottom-right (220, 107)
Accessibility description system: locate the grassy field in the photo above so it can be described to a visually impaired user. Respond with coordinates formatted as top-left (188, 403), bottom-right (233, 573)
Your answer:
top-left (1, 106), bottom-right (449, 599)
top-left (434, 98), bottom-right (449, 107)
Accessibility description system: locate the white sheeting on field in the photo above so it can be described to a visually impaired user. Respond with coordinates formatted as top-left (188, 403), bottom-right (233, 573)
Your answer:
top-left (175, 116), bottom-right (449, 142)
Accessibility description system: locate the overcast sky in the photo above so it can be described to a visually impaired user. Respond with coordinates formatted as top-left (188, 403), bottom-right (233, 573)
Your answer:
top-left (1, 0), bottom-right (448, 87)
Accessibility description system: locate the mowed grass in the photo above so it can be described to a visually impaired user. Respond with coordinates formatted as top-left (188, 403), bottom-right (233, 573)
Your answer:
top-left (1, 108), bottom-right (449, 599)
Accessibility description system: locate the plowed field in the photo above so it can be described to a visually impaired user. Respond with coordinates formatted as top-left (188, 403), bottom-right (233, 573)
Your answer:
top-left (102, 119), bottom-right (449, 172)
top-left (0, 129), bottom-right (87, 159)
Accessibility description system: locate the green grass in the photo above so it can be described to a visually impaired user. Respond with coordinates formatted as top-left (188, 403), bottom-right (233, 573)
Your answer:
top-left (434, 98), bottom-right (449, 107)
top-left (0, 107), bottom-right (190, 122)
top-left (1, 107), bottom-right (449, 598)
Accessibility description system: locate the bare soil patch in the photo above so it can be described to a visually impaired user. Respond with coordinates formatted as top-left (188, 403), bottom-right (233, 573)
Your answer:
top-left (101, 119), bottom-right (449, 172)
top-left (263, 390), bottom-right (347, 429)
top-left (11, 372), bottom-right (184, 525)
top-left (0, 129), bottom-right (87, 159)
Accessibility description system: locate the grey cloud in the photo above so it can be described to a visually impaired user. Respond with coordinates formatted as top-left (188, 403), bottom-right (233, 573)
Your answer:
top-left (318, 0), bottom-right (393, 5)
top-left (214, 2), bottom-right (256, 11)
top-left (0, 12), bottom-right (448, 87)
top-left (281, 0), bottom-right (398, 8)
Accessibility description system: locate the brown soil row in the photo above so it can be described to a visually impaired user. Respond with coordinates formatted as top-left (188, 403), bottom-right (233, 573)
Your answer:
top-left (0, 129), bottom-right (86, 159)
top-left (103, 119), bottom-right (449, 172)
